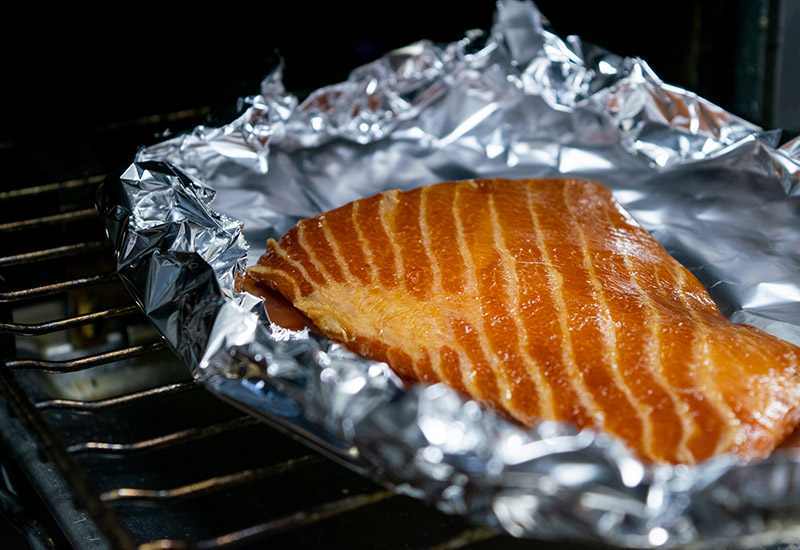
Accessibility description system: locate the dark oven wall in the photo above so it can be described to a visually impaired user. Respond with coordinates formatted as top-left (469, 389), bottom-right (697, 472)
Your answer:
top-left (6, 0), bottom-right (795, 154)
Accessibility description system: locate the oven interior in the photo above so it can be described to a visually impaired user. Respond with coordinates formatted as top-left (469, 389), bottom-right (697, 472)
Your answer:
top-left (2, 3), bottom-right (796, 547)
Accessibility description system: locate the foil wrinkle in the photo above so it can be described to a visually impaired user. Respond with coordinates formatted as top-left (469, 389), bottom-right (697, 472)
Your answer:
top-left (98, 1), bottom-right (800, 547)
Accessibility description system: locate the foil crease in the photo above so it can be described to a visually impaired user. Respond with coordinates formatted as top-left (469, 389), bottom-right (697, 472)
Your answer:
top-left (99, 0), bottom-right (800, 547)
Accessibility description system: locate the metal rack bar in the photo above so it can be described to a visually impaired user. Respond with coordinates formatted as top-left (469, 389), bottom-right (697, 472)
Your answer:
top-left (4, 341), bottom-right (169, 373)
top-left (0, 241), bottom-right (111, 267)
top-left (34, 381), bottom-right (197, 411)
top-left (100, 455), bottom-right (324, 502)
top-left (0, 305), bottom-right (141, 336)
top-left (0, 272), bottom-right (120, 303)
top-left (0, 175), bottom-right (104, 200)
top-left (66, 416), bottom-right (260, 454)
top-left (0, 208), bottom-right (99, 232)
top-left (136, 490), bottom-right (397, 550)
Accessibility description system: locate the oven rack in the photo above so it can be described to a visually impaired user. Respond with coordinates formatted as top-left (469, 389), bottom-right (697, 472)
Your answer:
top-left (0, 135), bottom-right (547, 549)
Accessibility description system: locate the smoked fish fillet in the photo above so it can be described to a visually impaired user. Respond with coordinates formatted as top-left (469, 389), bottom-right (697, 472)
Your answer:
top-left (246, 178), bottom-right (800, 464)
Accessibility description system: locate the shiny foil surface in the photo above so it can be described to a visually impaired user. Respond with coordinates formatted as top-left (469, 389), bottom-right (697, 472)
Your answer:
top-left (98, 1), bottom-right (800, 547)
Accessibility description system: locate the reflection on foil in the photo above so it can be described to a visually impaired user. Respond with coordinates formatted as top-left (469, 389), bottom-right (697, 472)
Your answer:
top-left (100, 0), bottom-right (800, 547)
top-left (592, 62), bottom-right (761, 167)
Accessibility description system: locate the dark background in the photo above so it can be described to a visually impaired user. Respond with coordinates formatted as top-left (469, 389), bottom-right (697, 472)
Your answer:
top-left (3, 1), bottom-right (797, 157)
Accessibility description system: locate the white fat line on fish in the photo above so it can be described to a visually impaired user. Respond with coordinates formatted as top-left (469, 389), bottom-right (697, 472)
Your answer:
top-left (452, 181), bottom-right (515, 412)
top-left (561, 182), bottom-right (651, 452)
top-left (524, 184), bottom-right (605, 426)
top-left (487, 190), bottom-right (555, 420)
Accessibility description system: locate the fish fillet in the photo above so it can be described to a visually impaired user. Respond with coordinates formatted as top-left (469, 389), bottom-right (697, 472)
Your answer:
top-left (246, 178), bottom-right (800, 464)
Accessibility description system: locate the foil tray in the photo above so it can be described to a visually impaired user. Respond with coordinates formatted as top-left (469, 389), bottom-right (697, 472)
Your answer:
top-left (97, 1), bottom-right (800, 547)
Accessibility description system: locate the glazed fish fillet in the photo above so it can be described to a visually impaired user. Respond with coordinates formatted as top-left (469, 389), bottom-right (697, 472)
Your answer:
top-left (246, 178), bottom-right (800, 464)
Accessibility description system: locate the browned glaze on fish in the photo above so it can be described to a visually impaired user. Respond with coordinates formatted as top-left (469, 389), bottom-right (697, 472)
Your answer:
top-left (245, 178), bottom-right (800, 464)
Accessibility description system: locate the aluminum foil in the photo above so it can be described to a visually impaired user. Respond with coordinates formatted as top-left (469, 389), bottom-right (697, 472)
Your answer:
top-left (98, 1), bottom-right (800, 547)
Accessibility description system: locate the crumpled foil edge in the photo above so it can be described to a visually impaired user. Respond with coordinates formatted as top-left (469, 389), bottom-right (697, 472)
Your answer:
top-left (97, 1), bottom-right (800, 548)
top-left (97, 162), bottom-right (800, 549)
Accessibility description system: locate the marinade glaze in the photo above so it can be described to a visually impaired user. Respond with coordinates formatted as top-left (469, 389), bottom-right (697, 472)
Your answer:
top-left (246, 178), bottom-right (800, 464)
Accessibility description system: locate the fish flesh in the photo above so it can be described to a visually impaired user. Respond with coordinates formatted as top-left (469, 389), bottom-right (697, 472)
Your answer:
top-left (246, 178), bottom-right (800, 464)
